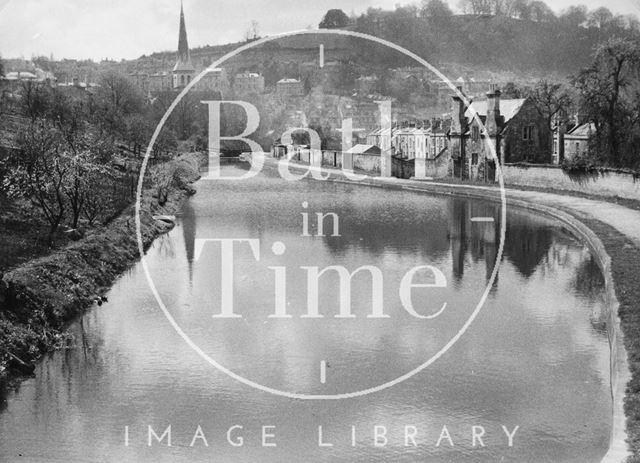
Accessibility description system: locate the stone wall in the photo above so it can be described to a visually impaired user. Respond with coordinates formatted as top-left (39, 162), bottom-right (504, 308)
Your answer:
top-left (392, 156), bottom-right (414, 179)
top-left (321, 150), bottom-right (343, 168)
top-left (425, 148), bottom-right (451, 179)
top-left (503, 164), bottom-right (640, 200)
top-left (353, 153), bottom-right (381, 173)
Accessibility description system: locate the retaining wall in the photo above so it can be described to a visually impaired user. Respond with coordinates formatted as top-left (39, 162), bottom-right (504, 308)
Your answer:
top-left (503, 164), bottom-right (639, 200)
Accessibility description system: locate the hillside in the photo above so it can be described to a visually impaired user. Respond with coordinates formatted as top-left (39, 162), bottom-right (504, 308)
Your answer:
top-left (122, 13), bottom-right (631, 81)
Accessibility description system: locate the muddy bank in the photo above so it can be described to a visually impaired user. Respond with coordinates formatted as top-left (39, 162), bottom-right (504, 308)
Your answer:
top-left (0, 153), bottom-right (204, 384)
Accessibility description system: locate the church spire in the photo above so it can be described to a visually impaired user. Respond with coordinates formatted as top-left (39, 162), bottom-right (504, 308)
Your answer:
top-left (173, 1), bottom-right (195, 75)
top-left (177, 1), bottom-right (190, 63)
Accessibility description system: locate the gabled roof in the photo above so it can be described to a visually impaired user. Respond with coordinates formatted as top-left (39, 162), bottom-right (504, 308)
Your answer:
top-left (345, 144), bottom-right (381, 155)
top-left (566, 122), bottom-right (595, 138)
top-left (466, 98), bottom-right (527, 124)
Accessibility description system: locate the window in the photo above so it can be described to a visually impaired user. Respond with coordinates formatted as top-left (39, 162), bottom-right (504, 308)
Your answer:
top-left (471, 153), bottom-right (479, 165)
top-left (522, 126), bottom-right (534, 141)
top-left (472, 126), bottom-right (480, 141)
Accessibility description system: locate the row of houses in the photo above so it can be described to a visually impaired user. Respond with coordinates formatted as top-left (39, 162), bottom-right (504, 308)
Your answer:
top-left (278, 85), bottom-right (593, 182)
top-left (365, 119), bottom-right (450, 161)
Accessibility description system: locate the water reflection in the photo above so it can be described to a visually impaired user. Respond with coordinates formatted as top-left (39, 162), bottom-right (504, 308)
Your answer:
top-left (0, 166), bottom-right (613, 463)
top-left (448, 199), bottom-right (500, 286)
top-left (505, 215), bottom-right (554, 278)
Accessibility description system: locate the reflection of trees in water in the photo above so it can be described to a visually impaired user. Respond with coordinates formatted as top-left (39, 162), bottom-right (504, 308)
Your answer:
top-left (320, 201), bottom-right (451, 261)
top-left (534, 241), bottom-right (573, 280)
top-left (573, 254), bottom-right (605, 301)
top-left (155, 233), bottom-right (176, 260)
top-left (34, 310), bottom-right (107, 411)
top-left (570, 254), bottom-right (608, 334)
top-left (0, 310), bottom-right (108, 412)
top-left (0, 381), bottom-right (9, 412)
top-left (62, 312), bottom-right (105, 374)
top-left (504, 214), bottom-right (554, 279)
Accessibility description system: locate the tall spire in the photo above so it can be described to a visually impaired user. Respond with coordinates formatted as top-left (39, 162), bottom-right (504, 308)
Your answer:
top-left (178, 2), bottom-right (189, 62)
top-left (173, 1), bottom-right (194, 72)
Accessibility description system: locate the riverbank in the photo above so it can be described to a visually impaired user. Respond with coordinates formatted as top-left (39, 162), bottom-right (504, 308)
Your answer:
top-left (0, 152), bottom-right (204, 386)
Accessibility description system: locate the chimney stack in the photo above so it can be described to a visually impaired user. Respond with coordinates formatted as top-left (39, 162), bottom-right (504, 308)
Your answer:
top-left (485, 84), bottom-right (501, 136)
top-left (451, 86), bottom-right (468, 135)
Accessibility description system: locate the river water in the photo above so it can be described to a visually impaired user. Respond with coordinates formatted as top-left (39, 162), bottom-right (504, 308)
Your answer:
top-left (0, 163), bottom-right (611, 462)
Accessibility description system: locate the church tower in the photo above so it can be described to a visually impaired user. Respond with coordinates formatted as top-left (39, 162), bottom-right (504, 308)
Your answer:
top-left (172, 1), bottom-right (195, 89)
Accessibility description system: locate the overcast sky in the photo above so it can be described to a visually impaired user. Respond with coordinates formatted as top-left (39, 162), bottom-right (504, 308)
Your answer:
top-left (1, 0), bottom-right (639, 61)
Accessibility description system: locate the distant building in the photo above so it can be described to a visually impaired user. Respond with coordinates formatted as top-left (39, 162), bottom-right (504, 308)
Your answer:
top-left (563, 123), bottom-right (594, 161)
top-left (129, 72), bottom-right (149, 94)
top-left (149, 72), bottom-right (171, 92)
top-left (340, 102), bottom-right (380, 133)
top-left (366, 117), bottom-right (450, 164)
top-left (234, 71), bottom-right (264, 95)
top-left (276, 78), bottom-right (304, 98)
top-left (394, 126), bottom-right (429, 160)
top-left (4, 71), bottom-right (37, 81)
top-left (356, 75), bottom-right (377, 95)
top-left (366, 127), bottom-right (396, 155)
top-left (2, 66), bottom-right (55, 85)
top-left (198, 68), bottom-right (228, 93)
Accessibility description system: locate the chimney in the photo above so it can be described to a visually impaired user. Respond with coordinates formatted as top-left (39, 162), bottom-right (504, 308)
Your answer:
top-left (554, 112), bottom-right (566, 163)
top-left (485, 84), bottom-right (501, 136)
top-left (450, 86), bottom-right (468, 135)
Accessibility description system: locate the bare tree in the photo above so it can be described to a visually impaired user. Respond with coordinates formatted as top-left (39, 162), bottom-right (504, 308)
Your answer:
top-left (528, 80), bottom-right (573, 160)
top-left (573, 37), bottom-right (640, 167)
top-left (4, 120), bottom-right (68, 243)
top-left (20, 80), bottom-right (50, 122)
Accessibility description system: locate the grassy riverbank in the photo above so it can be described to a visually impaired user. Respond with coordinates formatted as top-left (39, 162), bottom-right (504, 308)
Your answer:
top-left (582, 218), bottom-right (640, 462)
top-left (0, 152), bottom-right (203, 385)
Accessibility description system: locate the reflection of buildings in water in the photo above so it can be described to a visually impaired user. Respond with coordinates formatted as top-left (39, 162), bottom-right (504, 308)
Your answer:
top-left (181, 200), bottom-right (197, 286)
top-left (448, 199), bottom-right (500, 286)
top-left (449, 199), bottom-right (468, 282)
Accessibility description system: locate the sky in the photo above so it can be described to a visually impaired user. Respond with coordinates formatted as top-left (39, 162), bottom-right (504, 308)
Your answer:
top-left (0, 0), bottom-right (639, 61)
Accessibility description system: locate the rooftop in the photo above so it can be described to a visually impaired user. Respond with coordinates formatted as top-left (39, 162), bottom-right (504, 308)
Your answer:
top-left (465, 98), bottom-right (527, 123)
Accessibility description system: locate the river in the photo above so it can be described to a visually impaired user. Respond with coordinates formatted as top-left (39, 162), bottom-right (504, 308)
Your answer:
top-left (0, 163), bottom-right (611, 462)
